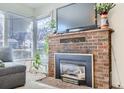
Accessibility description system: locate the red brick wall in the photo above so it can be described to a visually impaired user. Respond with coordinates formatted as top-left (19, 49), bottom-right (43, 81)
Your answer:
top-left (48, 29), bottom-right (112, 88)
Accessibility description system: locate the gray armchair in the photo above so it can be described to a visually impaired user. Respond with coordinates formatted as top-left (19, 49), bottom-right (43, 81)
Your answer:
top-left (0, 47), bottom-right (26, 89)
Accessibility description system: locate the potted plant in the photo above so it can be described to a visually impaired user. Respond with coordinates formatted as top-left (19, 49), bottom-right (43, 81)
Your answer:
top-left (48, 19), bottom-right (56, 34)
top-left (96, 3), bottom-right (116, 29)
top-left (33, 50), bottom-right (41, 71)
top-left (44, 37), bottom-right (49, 55)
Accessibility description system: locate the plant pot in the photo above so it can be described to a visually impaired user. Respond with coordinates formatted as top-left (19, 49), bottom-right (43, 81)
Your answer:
top-left (100, 14), bottom-right (109, 29)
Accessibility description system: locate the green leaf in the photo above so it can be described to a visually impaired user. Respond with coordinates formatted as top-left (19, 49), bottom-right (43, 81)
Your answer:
top-left (48, 19), bottom-right (56, 29)
top-left (96, 3), bottom-right (116, 15)
top-left (33, 50), bottom-right (41, 70)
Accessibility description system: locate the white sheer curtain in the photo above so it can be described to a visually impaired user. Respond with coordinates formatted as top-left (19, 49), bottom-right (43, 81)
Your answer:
top-left (7, 13), bottom-right (33, 60)
top-left (0, 11), bottom-right (4, 47)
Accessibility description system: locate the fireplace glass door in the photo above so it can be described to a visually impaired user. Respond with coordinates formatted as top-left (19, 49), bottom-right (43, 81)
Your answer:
top-left (60, 62), bottom-right (85, 80)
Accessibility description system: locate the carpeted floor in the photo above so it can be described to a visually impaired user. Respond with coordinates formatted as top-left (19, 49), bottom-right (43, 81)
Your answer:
top-left (17, 72), bottom-right (57, 89)
top-left (38, 77), bottom-right (91, 89)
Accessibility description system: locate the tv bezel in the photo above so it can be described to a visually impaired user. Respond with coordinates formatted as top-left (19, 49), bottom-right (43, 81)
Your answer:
top-left (56, 3), bottom-right (97, 33)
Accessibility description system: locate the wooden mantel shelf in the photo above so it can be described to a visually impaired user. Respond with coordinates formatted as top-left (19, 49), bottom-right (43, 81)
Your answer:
top-left (49, 28), bottom-right (113, 38)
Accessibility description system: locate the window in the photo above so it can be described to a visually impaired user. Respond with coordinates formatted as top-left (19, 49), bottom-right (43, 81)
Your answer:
top-left (0, 12), bottom-right (4, 47)
top-left (7, 13), bottom-right (33, 60)
top-left (37, 16), bottom-right (51, 63)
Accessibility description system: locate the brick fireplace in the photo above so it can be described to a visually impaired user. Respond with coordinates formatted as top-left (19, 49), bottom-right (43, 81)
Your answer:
top-left (48, 29), bottom-right (112, 88)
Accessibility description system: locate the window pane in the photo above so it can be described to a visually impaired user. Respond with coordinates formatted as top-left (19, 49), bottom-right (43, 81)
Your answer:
top-left (0, 12), bottom-right (4, 47)
top-left (7, 13), bottom-right (33, 60)
top-left (37, 16), bottom-right (51, 54)
top-left (37, 16), bottom-right (51, 73)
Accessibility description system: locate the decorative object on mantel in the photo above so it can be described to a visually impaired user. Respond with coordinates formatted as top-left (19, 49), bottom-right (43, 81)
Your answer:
top-left (96, 3), bottom-right (116, 29)
top-left (0, 60), bottom-right (5, 68)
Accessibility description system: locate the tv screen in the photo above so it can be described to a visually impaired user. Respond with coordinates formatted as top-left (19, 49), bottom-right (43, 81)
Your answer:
top-left (56, 3), bottom-right (97, 33)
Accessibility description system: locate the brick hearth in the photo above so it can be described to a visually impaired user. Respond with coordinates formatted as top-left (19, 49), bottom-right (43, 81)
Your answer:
top-left (48, 29), bottom-right (113, 88)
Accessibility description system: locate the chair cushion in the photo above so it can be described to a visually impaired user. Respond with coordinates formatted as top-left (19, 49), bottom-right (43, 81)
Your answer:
top-left (0, 62), bottom-right (26, 77)
top-left (0, 47), bottom-right (13, 62)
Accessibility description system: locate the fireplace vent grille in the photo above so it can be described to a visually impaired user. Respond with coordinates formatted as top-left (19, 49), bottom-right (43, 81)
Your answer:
top-left (60, 37), bottom-right (86, 43)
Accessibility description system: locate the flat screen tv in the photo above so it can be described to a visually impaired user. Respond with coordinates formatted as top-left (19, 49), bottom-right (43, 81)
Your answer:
top-left (56, 3), bottom-right (97, 33)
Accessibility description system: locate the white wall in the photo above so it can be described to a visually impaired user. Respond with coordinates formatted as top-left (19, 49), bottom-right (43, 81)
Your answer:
top-left (34, 3), bottom-right (68, 18)
top-left (109, 3), bottom-right (124, 88)
top-left (35, 3), bottom-right (124, 88)
top-left (0, 3), bottom-right (34, 17)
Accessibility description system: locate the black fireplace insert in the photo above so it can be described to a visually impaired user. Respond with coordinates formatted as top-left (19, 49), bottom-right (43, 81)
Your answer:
top-left (55, 53), bottom-right (93, 87)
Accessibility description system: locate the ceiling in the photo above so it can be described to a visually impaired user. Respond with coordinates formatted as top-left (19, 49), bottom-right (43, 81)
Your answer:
top-left (21, 3), bottom-right (48, 9)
